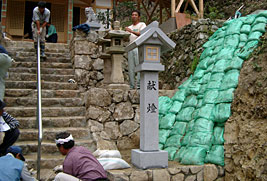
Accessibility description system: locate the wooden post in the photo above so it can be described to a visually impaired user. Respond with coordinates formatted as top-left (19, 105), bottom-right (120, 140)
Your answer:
top-left (160, 1), bottom-right (163, 24)
top-left (176, 0), bottom-right (184, 13)
top-left (199, 0), bottom-right (204, 18)
top-left (171, 0), bottom-right (175, 17)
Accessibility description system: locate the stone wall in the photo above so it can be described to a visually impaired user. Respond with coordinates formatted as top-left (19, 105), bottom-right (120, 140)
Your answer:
top-left (160, 19), bottom-right (224, 89)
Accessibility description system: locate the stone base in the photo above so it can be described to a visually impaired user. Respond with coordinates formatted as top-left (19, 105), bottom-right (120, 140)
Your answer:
top-left (106, 84), bottom-right (130, 90)
top-left (131, 149), bottom-right (168, 169)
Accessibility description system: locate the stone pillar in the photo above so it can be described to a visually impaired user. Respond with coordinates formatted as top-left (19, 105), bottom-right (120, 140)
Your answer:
top-left (67, 0), bottom-right (73, 43)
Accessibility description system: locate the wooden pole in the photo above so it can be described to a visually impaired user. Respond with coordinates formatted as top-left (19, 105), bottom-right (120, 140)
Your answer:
top-left (160, 1), bottom-right (163, 24)
top-left (171, 0), bottom-right (175, 17)
top-left (199, 0), bottom-right (204, 18)
top-left (189, 0), bottom-right (199, 16)
top-left (176, 0), bottom-right (184, 13)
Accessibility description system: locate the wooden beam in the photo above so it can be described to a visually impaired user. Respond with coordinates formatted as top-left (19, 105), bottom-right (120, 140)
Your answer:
top-left (141, 0), bottom-right (150, 18)
top-left (147, 0), bottom-right (160, 23)
top-left (175, 0), bottom-right (184, 13)
top-left (162, 1), bottom-right (171, 18)
top-left (184, 0), bottom-right (190, 12)
top-left (160, 0), bottom-right (163, 24)
top-left (171, 0), bottom-right (175, 17)
top-left (199, 0), bottom-right (204, 18)
top-left (189, 0), bottom-right (199, 16)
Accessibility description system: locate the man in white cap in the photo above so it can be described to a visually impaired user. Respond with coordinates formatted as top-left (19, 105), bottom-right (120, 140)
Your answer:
top-left (54, 132), bottom-right (107, 181)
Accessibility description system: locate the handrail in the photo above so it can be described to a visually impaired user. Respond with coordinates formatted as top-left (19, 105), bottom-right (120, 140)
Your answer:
top-left (36, 35), bottom-right (43, 180)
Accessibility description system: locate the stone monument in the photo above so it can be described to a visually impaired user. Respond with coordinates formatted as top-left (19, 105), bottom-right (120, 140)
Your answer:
top-left (85, 7), bottom-right (101, 31)
top-left (103, 21), bottom-right (131, 89)
top-left (126, 21), bottom-right (176, 169)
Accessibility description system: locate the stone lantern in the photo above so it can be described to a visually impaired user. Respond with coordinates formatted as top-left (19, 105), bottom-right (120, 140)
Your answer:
top-left (97, 37), bottom-right (111, 84)
top-left (126, 21), bottom-right (176, 169)
top-left (104, 21), bottom-right (130, 89)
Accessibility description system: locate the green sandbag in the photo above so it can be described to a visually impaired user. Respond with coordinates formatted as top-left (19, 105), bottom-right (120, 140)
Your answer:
top-left (185, 120), bottom-right (195, 132)
top-left (210, 73), bottom-right (224, 82)
top-left (220, 69), bottom-right (240, 90)
top-left (215, 48), bottom-right (235, 61)
top-left (205, 64), bottom-right (215, 74)
top-left (226, 19), bottom-right (243, 35)
top-left (159, 129), bottom-right (170, 144)
top-left (253, 16), bottom-right (267, 25)
top-left (242, 15), bottom-right (255, 25)
top-left (238, 41), bottom-right (246, 48)
top-left (240, 33), bottom-right (248, 42)
top-left (195, 104), bottom-right (215, 120)
top-left (180, 146), bottom-right (207, 165)
top-left (203, 90), bottom-right (219, 104)
top-left (159, 96), bottom-right (173, 114)
top-left (159, 143), bottom-right (164, 150)
top-left (213, 126), bottom-right (224, 145)
top-left (200, 47), bottom-right (213, 60)
top-left (193, 118), bottom-right (214, 133)
top-left (225, 56), bottom-right (244, 71)
top-left (210, 28), bottom-right (225, 40)
top-left (164, 147), bottom-right (178, 161)
top-left (160, 113), bottom-right (176, 129)
top-left (193, 69), bottom-right (205, 80)
top-left (183, 95), bottom-right (198, 108)
top-left (212, 45), bottom-right (223, 56)
top-left (196, 99), bottom-right (203, 108)
top-left (165, 134), bottom-right (183, 148)
top-left (213, 38), bottom-right (224, 47)
top-left (205, 145), bottom-right (224, 166)
top-left (181, 132), bottom-right (192, 146)
top-left (188, 132), bottom-right (214, 150)
top-left (169, 101), bottom-right (183, 114)
top-left (248, 31), bottom-right (263, 41)
top-left (187, 80), bottom-right (201, 94)
top-left (174, 146), bottom-right (187, 162)
top-left (251, 23), bottom-right (266, 33)
top-left (202, 39), bottom-right (214, 48)
top-left (212, 59), bottom-right (228, 73)
top-left (175, 107), bottom-right (195, 122)
top-left (240, 24), bottom-right (251, 34)
top-left (224, 34), bottom-right (240, 48)
top-left (216, 88), bottom-right (235, 103)
top-left (199, 84), bottom-right (208, 96)
top-left (169, 121), bottom-right (187, 136)
top-left (172, 89), bottom-right (187, 102)
top-left (237, 40), bottom-right (259, 59)
top-left (198, 57), bottom-right (211, 70)
top-left (207, 80), bottom-right (221, 90)
top-left (178, 75), bottom-right (192, 90)
top-left (256, 11), bottom-right (267, 18)
top-left (201, 73), bottom-right (211, 84)
top-left (211, 103), bottom-right (231, 123)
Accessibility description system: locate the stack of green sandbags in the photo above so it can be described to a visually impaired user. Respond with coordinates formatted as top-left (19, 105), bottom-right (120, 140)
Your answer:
top-left (158, 11), bottom-right (267, 166)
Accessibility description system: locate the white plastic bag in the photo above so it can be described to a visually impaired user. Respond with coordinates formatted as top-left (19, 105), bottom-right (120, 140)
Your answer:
top-left (93, 149), bottom-right (122, 159)
top-left (97, 158), bottom-right (131, 170)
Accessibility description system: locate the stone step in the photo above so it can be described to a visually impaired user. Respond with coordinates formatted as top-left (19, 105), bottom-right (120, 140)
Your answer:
top-left (5, 89), bottom-right (81, 98)
top-left (7, 46), bottom-right (69, 54)
top-left (5, 81), bottom-right (77, 90)
top-left (12, 62), bottom-right (72, 69)
top-left (15, 139), bottom-right (95, 155)
top-left (16, 116), bottom-right (86, 129)
top-left (5, 106), bottom-right (85, 118)
top-left (4, 97), bottom-right (84, 107)
top-left (18, 127), bottom-right (91, 141)
top-left (25, 153), bottom-right (64, 170)
top-left (12, 56), bottom-right (71, 63)
top-left (7, 72), bottom-right (74, 82)
top-left (5, 41), bottom-right (68, 50)
top-left (8, 67), bottom-right (74, 75)
top-left (10, 51), bottom-right (70, 59)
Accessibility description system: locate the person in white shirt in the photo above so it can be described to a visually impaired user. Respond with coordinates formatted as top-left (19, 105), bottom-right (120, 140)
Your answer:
top-left (125, 10), bottom-right (146, 89)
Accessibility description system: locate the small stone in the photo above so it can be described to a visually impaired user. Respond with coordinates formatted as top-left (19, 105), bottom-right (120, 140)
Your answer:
top-left (181, 166), bottom-right (190, 174)
top-left (171, 173), bottom-right (184, 181)
top-left (215, 178), bottom-right (224, 181)
top-left (204, 164), bottom-right (218, 181)
top-left (85, 88), bottom-right (111, 107)
top-left (185, 175), bottom-right (196, 181)
top-left (113, 102), bottom-right (134, 121)
top-left (130, 171), bottom-right (148, 181)
top-left (100, 131), bottom-right (110, 140)
top-left (168, 168), bottom-right (181, 175)
top-left (197, 170), bottom-right (203, 181)
top-left (153, 170), bottom-right (170, 181)
top-left (97, 139), bottom-right (117, 150)
top-left (120, 120), bottom-right (139, 136)
top-left (104, 122), bottom-right (121, 139)
top-left (117, 136), bottom-right (137, 150)
top-left (89, 120), bottom-right (103, 132)
top-left (108, 89), bottom-right (125, 103)
top-left (217, 166), bottom-right (225, 177)
top-left (134, 107), bottom-right (140, 123)
top-left (92, 58), bottom-right (104, 70)
top-left (128, 90), bottom-right (140, 104)
top-left (107, 170), bottom-right (129, 181)
top-left (190, 166), bottom-right (203, 174)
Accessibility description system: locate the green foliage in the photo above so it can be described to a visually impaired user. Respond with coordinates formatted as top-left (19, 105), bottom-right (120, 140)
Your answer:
top-left (191, 54), bottom-right (199, 73)
top-left (205, 5), bottom-right (225, 20)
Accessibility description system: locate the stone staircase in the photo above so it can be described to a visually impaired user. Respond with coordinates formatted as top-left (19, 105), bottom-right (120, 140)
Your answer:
top-left (4, 41), bottom-right (94, 179)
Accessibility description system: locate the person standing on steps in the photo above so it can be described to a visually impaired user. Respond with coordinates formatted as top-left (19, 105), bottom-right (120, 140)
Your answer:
top-left (0, 45), bottom-right (13, 101)
top-left (54, 132), bottom-right (108, 181)
top-left (125, 10), bottom-right (146, 89)
top-left (0, 100), bottom-right (20, 157)
top-left (32, 1), bottom-right (50, 58)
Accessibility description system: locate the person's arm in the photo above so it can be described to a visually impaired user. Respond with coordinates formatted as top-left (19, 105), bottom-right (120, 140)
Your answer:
top-left (21, 164), bottom-right (37, 181)
top-left (2, 112), bottom-right (19, 129)
top-left (125, 27), bottom-right (141, 37)
top-left (42, 10), bottom-right (50, 29)
top-left (32, 9), bottom-right (41, 34)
